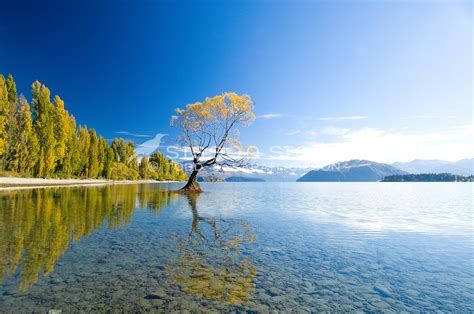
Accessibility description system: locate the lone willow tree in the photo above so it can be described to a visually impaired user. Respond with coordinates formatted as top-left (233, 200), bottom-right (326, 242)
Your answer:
top-left (171, 92), bottom-right (255, 192)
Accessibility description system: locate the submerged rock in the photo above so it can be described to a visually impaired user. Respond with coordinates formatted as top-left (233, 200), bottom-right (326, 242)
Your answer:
top-left (268, 287), bottom-right (283, 296)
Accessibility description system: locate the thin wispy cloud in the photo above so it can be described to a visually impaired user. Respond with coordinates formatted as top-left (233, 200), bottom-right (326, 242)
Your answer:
top-left (321, 126), bottom-right (349, 136)
top-left (116, 131), bottom-right (151, 138)
top-left (285, 130), bottom-right (301, 136)
top-left (318, 116), bottom-right (368, 121)
top-left (258, 113), bottom-right (283, 119)
top-left (404, 115), bottom-right (456, 119)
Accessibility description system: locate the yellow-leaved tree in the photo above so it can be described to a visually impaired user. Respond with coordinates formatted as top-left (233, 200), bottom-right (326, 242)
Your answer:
top-left (0, 75), bottom-right (9, 158)
top-left (171, 93), bottom-right (255, 192)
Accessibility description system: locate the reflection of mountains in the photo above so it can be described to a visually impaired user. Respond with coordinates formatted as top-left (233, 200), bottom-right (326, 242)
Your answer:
top-left (0, 185), bottom-right (176, 291)
top-left (167, 194), bottom-right (256, 303)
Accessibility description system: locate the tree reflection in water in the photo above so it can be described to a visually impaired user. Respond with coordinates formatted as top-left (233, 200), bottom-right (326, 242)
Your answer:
top-left (167, 193), bottom-right (256, 304)
top-left (0, 185), bottom-right (176, 291)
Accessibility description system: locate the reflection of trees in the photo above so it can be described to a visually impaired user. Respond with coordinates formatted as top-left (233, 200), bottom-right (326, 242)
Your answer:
top-left (168, 193), bottom-right (256, 303)
top-left (0, 185), bottom-right (176, 291)
top-left (137, 184), bottom-right (177, 213)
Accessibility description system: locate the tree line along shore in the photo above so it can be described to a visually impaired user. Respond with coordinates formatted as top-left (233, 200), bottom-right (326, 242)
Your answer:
top-left (382, 173), bottom-right (473, 182)
top-left (0, 74), bottom-right (187, 181)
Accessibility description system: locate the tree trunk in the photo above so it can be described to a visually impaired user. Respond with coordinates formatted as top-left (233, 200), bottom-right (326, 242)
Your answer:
top-left (180, 168), bottom-right (202, 193)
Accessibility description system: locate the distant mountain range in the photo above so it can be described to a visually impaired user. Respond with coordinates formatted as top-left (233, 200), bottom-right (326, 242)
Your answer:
top-left (297, 160), bottom-right (406, 182)
top-left (224, 176), bottom-right (265, 182)
top-left (391, 159), bottom-right (473, 176)
top-left (181, 162), bottom-right (310, 182)
top-left (182, 158), bottom-right (473, 182)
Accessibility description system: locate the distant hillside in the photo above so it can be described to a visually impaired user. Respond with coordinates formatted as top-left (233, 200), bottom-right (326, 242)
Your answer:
top-left (392, 159), bottom-right (473, 176)
top-left (297, 160), bottom-right (406, 182)
top-left (225, 176), bottom-right (265, 182)
top-left (391, 160), bottom-right (449, 174)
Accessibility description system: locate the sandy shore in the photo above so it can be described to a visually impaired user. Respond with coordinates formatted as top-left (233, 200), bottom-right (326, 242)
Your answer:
top-left (0, 177), bottom-right (180, 191)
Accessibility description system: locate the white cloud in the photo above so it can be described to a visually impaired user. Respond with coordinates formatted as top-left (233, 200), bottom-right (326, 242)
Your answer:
top-left (321, 126), bottom-right (349, 136)
top-left (257, 127), bottom-right (473, 167)
top-left (318, 116), bottom-right (368, 121)
top-left (258, 113), bottom-right (282, 119)
top-left (116, 131), bottom-right (151, 138)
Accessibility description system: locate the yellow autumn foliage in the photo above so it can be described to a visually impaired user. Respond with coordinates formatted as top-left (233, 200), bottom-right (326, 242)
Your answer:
top-left (0, 185), bottom-right (176, 291)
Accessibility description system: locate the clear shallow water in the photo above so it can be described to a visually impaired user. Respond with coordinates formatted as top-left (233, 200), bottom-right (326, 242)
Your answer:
top-left (0, 182), bottom-right (472, 312)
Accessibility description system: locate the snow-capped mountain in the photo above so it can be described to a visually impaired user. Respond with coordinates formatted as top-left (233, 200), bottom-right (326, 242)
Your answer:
top-left (181, 162), bottom-right (311, 182)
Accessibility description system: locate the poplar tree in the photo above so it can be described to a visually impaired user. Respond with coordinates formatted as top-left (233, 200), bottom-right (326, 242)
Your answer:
top-left (0, 74), bottom-right (186, 181)
top-left (4, 75), bottom-right (18, 168)
top-left (61, 115), bottom-right (77, 176)
top-left (5, 75), bottom-right (17, 156)
top-left (53, 95), bottom-right (71, 173)
top-left (102, 147), bottom-right (114, 179)
top-left (32, 81), bottom-right (56, 177)
top-left (16, 96), bottom-right (38, 174)
top-left (0, 75), bottom-right (9, 158)
top-left (5, 75), bottom-right (17, 105)
top-left (139, 156), bottom-right (150, 179)
top-left (111, 138), bottom-right (136, 166)
top-left (88, 129), bottom-right (99, 178)
top-left (97, 136), bottom-right (108, 177)
top-left (4, 101), bottom-right (20, 172)
top-left (76, 126), bottom-right (90, 176)
top-left (130, 156), bottom-right (139, 173)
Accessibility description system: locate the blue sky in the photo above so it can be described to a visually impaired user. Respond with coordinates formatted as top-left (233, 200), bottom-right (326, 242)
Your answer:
top-left (1, 0), bottom-right (472, 167)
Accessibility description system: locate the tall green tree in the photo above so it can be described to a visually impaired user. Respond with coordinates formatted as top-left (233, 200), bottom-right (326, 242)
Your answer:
top-left (102, 147), bottom-right (115, 179)
top-left (97, 136), bottom-right (108, 177)
top-left (5, 75), bottom-right (17, 156)
top-left (75, 126), bottom-right (90, 177)
top-left (0, 75), bottom-right (9, 158)
top-left (88, 129), bottom-right (99, 178)
top-left (32, 81), bottom-right (56, 177)
top-left (5, 75), bottom-right (17, 105)
top-left (4, 75), bottom-right (19, 168)
top-left (139, 156), bottom-right (150, 179)
top-left (14, 96), bottom-right (38, 174)
top-left (60, 115), bottom-right (77, 176)
top-left (3, 100), bottom-right (20, 172)
top-left (111, 138), bottom-right (136, 166)
top-left (130, 155), bottom-right (139, 173)
top-left (149, 151), bottom-right (187, 181)
top-left (0, 74), bottom-right (186, 181)
top-left (53, 95), bottom-right (72, 173)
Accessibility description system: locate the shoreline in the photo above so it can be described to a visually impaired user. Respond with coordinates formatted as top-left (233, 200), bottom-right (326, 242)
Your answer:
top-left (0, 177), bottom-right (182, 191)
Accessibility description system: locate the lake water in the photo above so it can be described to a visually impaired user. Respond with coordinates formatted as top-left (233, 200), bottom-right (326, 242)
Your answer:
top-left (0, 182), bottom-right (472, 312)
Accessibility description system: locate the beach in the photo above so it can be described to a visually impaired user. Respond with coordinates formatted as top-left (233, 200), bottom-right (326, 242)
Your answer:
top-left (0, 177), bottom-right (178, 191)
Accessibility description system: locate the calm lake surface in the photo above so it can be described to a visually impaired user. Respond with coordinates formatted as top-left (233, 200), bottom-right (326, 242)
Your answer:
top-left (0, 182), bottom-right (472, 312)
